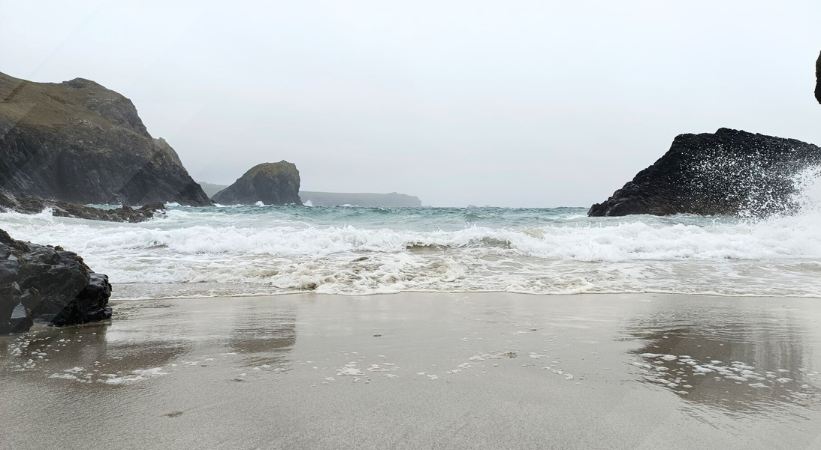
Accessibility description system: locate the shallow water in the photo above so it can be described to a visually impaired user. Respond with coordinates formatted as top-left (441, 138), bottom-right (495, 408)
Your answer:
top-left (3, 202), bottom-right (821, 299)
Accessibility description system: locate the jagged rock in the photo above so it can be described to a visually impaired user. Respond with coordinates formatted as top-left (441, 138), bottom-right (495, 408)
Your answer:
top-left (212, 161), bottom-right (302, 205)
top-left (589, 128), bottom-right (821, 217)
top-left (51, 202), bottom-right (164, 222)
top-left (0, 72), bottom-right (211, 206)
top-left (0, 228), bottom-right (111, 334)
top-left (50, 273), bottom-right (112, 327)
top-left (0, 191), bottom-right (163, 222)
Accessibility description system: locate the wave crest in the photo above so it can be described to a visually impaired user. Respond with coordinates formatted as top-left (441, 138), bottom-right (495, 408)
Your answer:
top-left (3, 188), bottom-right (821, 298)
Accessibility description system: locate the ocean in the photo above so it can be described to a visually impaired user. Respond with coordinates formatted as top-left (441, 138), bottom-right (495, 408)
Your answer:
top-left (3, 191), bottom-right (821, 300)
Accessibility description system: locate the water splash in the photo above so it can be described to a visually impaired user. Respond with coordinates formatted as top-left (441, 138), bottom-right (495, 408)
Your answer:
top-left (3, 193), bottom-right (821, 298)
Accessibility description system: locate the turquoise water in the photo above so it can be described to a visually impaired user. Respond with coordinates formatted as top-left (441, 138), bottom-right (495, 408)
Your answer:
top-left (2, 204), bottom-right (821, 299)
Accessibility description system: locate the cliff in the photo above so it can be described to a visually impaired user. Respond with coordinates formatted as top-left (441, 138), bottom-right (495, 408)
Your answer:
top-left (212, 161), bottom-right (302, 205)
top-left (0, 72), bottom-right (210, 206)
top-left (588, 128), bottom-right (821, 217)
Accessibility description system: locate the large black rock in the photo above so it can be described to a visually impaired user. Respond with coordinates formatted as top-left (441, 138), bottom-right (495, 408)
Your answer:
top-left (0, 229), bottom-right (112, 334)
top-left (589, 128), bottom-right (821, 217)
top-left (0, 72), bottom-right (211, 206)
top-left (212, 161), bottom-right (302, 205)
top-left (816, 51), bottom-right (821, 105)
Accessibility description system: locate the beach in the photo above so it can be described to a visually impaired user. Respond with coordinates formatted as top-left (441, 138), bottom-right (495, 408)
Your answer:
top-left (2, 292), bottom-right (820, 449)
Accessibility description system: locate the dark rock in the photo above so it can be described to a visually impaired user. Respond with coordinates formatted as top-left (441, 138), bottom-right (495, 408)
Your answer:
top-left (589, 128), bottom-right (821, 217)
top-left (51, 273), bottom-right (112, 327)
top-left (212, 161), bottom-right (302, 205)
top-left (816, 51), bottom-right (821, 104)
top-left (0, 72), bottom-right (211, 206)
top-left (51, 202), bottom-right (164, 223)
top-left (0, 191), bottom-right (162, 222)
top-left (9, 304), bottom-right (34, 334)
top-left (0, 228), bottom-right (112, 334)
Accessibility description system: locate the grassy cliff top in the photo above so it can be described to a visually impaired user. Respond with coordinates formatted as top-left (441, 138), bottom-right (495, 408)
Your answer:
top-left (242, 161), bottom-right (299, 180)
top-left (0, 71), bottom-right (147, 135)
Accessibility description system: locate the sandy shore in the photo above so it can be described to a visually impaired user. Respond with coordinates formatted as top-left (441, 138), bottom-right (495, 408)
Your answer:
top-left (2, 292), bottom-right (821, 449)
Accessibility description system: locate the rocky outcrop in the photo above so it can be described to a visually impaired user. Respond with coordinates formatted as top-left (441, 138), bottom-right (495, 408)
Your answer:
top-left (0, 72), bottom-right (211, 206)
top-left (0, 191), bottom-right (162, 222)
top-left (212, 161), bottom-right (302, 205)
top-left (299, 191), bottom-right (422, 207)
top-left (816, 51), bottom-right (821, 104)
top-left (589, 128), bottom-right (821, 217)
top-left (0, 229), bottom-right (112, 334)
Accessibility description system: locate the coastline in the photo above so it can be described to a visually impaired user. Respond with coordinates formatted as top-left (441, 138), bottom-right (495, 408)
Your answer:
top-left (2, 292), bottom-right (820, 449)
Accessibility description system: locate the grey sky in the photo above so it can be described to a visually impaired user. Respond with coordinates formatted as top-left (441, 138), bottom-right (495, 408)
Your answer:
top-left (1, 0), bottom-right (820, 207)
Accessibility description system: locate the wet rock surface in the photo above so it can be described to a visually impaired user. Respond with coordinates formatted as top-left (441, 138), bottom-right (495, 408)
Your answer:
top-left (0, 228), bottom-right (112, 334)
top-left (0, 191), bottom-right (163, 222)
top-left (589, 128), bottom-right (821, 217)
top-left (212, 161), bottom-right (302, 205)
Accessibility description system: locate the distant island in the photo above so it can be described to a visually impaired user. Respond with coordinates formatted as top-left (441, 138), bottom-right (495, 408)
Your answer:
top-left (199, 182), bottom-right (421, 207)
top-left (299, 191), bottom-right (422, 207)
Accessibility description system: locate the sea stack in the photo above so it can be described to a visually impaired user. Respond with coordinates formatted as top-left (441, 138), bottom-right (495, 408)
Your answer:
top-left (212, 161), bottom-right (302, 205)
top-left (0, 229), bottom-right (112, 334)
top-left (0, 72), bottom-right (211, 206)
top-left (588, 128), bottom-right (821, 217)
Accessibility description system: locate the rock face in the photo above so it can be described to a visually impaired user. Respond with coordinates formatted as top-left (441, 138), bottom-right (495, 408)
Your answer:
top-left (0, 72), bottom-right (211, 206)
top-left (212, 162), bottom-right (302, 205)
top-left (589, 128), bottom-right (821, 217)
top-left (0, 229), bottom-right (111, 334)
top-left (299, 191), bottom-right (422, 207)
top-left (816, 51), bottom-right (821, 104)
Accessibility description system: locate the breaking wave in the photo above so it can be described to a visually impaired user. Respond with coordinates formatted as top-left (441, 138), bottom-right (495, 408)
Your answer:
top-left (3, 173), bottom-right (821, 299)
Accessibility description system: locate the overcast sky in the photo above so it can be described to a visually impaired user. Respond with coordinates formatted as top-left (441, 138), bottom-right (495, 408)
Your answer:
top-left (1, 0), bottom-right (820, 206)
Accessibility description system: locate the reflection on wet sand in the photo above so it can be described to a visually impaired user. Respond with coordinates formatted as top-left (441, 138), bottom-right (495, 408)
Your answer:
top-left (626, 307), bottom-right (820, 414)
top-left (0, 298), bottom-right (298, 386)
top-left (227, 303), bottom-right (296, 368)
top-left (0, 324), bottom-right (187, 385)
top-left (3, 294), bottom-right (821, 449)
top-left (0, 321), bottom-right (189, 386)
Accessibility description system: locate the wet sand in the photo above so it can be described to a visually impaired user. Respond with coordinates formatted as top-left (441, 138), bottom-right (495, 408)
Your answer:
top-left (2, 292), bottom-right (821, 449)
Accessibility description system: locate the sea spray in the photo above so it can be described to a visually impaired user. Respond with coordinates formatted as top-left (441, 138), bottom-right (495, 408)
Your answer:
top-left (3, 186), bottom-right (821, 299)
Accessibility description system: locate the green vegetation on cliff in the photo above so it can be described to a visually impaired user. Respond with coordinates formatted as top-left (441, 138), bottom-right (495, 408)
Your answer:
top-left (0, 72), bottom-right (210, 206)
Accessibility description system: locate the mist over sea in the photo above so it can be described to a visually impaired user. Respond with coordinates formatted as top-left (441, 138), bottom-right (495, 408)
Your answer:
top-left (4, 174), bottom-right (821, 301)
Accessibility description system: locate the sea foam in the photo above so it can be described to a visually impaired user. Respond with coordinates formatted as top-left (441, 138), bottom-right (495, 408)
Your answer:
top-left (3, 177), bottom-right (821, 298)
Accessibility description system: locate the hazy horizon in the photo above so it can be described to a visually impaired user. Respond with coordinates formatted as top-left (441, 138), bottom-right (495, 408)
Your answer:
top-left (2, 0), bottom-right (820, 207)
